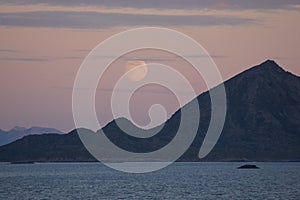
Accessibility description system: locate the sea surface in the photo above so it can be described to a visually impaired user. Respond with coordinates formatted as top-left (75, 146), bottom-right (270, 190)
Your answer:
top-left (0, 162), bottom-right (299, 199)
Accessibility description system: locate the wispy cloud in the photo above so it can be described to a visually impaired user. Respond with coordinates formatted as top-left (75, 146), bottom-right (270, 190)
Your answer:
top-left (0, 55), bottom-right (83, 62)
top-left (72, 49), bottom-right (91, 53)
top-left (5, 0), bottom-right (298, 29)
top-left (1, 0), bottom-right (299, 10)
top-left (120, 54), bottom-right (225, 62)
top-left (81, 53), bottom-right (225, 62)
top-left (0, 49), bottom-right (20, 53)
top-left (61, 86), bottom-right (198, 96)
top-left (0, 11), bottom-right (256, 29)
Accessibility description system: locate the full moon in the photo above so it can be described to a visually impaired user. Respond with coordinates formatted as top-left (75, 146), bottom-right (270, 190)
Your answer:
top-left (125, 60), bottom-right (148, 81)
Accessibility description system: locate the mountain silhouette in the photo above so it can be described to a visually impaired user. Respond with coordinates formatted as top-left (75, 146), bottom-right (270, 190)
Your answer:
top-left (0, 126), bottom-right (63, 146)
top-left (187, 60), bottom-right (300, 161)
top-left (0, 60), bottom-right (299, 162)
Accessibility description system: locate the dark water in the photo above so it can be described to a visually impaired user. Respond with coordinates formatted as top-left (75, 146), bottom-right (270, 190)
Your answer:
top-left (0, 162), bottom-right (299, 199)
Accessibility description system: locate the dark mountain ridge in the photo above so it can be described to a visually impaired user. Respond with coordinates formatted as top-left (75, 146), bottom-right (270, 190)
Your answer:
top-left (0, 60), bottom-right (299, 162)
top-left (0, 129), bottom-right (95, 162)
top-left (0, 126), bottom-right (63, 146)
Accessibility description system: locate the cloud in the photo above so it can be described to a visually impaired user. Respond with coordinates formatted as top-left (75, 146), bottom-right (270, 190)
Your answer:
top-left (5, 0), bottom-right (299, 29)
top-left (0, 55), bottom-right (82, 62)
top-left (1, 0), bottom-right (299, 10)
top-left (72, 49), bottom-right (91, 53)
top-left (84, 53), bottom-right (225, 61)
top-left (0, 49), bottom-right (20, 53)
top-left (123, 54), bottom-right (225, 62)
top-left (0, 11), bottom-right (256, 29)
top-left (62, 86), bottom-right (197, 96)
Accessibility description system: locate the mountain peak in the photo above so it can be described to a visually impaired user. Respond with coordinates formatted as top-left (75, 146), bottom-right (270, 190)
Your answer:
top-left (256, 59), bottom-right (285, 73)
top-left (0, 126), bottom-right (63, 146)
top-left (261, 59), bottom-right (277, 65)
top-left (10, 126), bottom-right (27, 132)
top-left (27, 126), bottom-right (63, 134)
top-left (1, 60), bottom-right (300, 162)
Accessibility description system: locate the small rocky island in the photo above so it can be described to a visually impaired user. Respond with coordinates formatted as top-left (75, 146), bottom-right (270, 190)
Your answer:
top-left (238, 164), bottom-right (259, 169)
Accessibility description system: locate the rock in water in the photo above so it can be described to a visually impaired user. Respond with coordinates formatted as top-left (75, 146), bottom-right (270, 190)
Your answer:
top-left (238, 164), bottom-right (259, 169)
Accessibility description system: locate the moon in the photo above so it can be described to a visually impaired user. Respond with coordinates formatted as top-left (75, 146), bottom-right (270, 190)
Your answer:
top-left (125, 60), bottom-right (148, 81)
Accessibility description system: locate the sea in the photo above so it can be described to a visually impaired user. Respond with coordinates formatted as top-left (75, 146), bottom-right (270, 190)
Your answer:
top-left (0, 162), bottom-right (299, 199)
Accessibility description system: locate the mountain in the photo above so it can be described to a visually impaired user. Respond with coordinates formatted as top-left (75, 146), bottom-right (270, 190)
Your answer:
top-left (0, 126), bottom-right (63, 146)
top-left (186, 60), bottom-right (300, 161)
top-left (95, 60), bottom-right (300, 162)
top-left (0, 60), bottom-right (299, 162)
top-left (0, 129), bottom-right (95, 162)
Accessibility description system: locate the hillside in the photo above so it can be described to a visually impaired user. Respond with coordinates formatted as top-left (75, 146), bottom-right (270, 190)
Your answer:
top-left (0, 60), bottom-right (299, 162)
top-left (0, 126), bottom-right (63, 146)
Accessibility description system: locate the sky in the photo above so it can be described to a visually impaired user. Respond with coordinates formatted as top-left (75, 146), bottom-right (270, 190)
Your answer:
top-left (0, 0), bottom-right (300, 132)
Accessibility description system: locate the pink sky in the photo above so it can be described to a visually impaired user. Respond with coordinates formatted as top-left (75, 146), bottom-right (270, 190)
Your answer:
top-left (0, 1), bottom-right (299, 132)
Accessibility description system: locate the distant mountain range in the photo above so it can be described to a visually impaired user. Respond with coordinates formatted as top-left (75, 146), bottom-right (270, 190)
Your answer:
top-left (0, 60), bottom-right (299, 162)
top-left (0, 126), bottom-right (63, 146)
